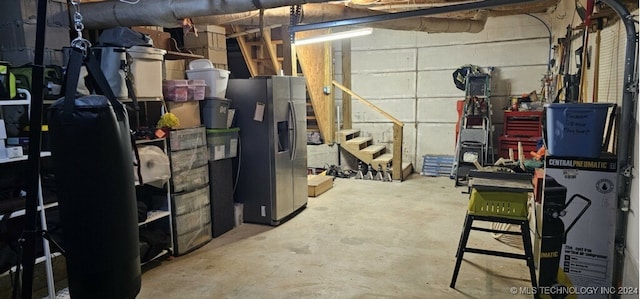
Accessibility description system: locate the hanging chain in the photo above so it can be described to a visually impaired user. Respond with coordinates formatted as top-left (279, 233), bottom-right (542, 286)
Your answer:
top-left (289, 5), bottom-right (302, 43)
top-left (69, 0), bottom-right (91, 55)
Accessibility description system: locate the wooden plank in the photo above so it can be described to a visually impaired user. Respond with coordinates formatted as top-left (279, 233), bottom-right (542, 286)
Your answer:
top-left (333, 81), bottom-right (403, 127)
top-left (324, 39), bottom-right (335, 143)
top-left (232, 25), bottom-right (258, 77)
top-left (393, 123), bottom-right (403, 181)
top-left (261, 29), bottom-right (282, 75)
top-left (307, 175), bottom-right (334, 197)
top-left (296, 29), bottom-right (332, 143)
top-left (341, 39), bottom-right (352, 130)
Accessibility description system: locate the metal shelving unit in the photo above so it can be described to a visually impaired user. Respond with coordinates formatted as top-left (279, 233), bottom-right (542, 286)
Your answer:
top-left (135, 138), bottom-right (174, 261)
top-left (0, 89), bottom-right (58, 298)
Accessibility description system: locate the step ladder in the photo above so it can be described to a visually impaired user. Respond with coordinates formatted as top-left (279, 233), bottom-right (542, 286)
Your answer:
top-left (451, 73), bottom-right (494, 186)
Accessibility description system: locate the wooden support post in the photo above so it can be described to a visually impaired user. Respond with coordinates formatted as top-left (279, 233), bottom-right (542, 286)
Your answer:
top-left (324, 41), bottom-right (335, 144)
top-left (341, 39), bottom-right (352, 130)
top-left (392, 123), bottom-right (403, 181)
top-left (261, 29), bottom-right (281, 75)
top-left (281, 25), bottom-right (294, 76)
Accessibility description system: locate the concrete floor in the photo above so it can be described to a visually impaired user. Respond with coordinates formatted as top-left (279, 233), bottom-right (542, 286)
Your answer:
top-left (137, 175), bottom-right (535, 298)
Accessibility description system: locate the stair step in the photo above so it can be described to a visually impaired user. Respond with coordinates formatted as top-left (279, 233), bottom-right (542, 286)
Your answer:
top-left (339, 129), bottom-right (360, 142)
top-left (345, 136), bottom-right (372, 150)
top-left (372, 153), bottom-right (393, 163)
top-left (359, 145), bottom-right (386, 160)
top-left (340, 129), bottom-right (360, 136)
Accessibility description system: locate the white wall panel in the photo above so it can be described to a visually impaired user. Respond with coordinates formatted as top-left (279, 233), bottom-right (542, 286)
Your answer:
top-left (418, 38), bottom-right (548, 70)
top-left (351, 29), bottom-right (417, 50)
top-left (352, 48), bottom-right (416, 73)
top-left (351, 98), bottom-right (415, 123)
top-left (352, 72), bottom-right (416, 98)
top-left (416, 123), bottom-right (457, 155)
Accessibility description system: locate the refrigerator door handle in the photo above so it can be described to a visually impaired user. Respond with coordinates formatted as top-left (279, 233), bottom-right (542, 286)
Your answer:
top-left (289, 100), bottom-right (297, 161)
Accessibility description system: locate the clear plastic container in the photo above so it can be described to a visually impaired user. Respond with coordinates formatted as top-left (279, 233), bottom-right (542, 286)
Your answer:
top-left (188, 79), bottom-right (206, 101)
top-left (163, 80), bottom-right (189, 101)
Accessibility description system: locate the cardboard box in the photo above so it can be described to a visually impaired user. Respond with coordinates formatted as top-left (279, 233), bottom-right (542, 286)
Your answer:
top-left (307, 175), bottom-right (334, 197)
top-left (183, 47), bottom-right (228, 67)
top-left (132, 27), bottom-right (172, 51)
top-left (167, 101), bottom-right (201, 129)
top-left (164, 60), bottom-right (186, 80)
top-left (538, 156), bottom-right (617, 298)
top-left (183, 25), bottom-right (226, 49)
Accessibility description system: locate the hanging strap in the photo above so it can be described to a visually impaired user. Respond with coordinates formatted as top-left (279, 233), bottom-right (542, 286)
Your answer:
top-left (124, 66), bottom-right (141, 129)
top-left (62, 47), bottom-right (83, 122)
top-left (62, 47), bottom-right (127, 121)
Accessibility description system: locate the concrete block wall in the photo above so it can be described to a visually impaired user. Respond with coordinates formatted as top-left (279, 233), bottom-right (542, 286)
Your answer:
top-left (333, 14), bottom-right (550, 169)
top-left (0, 0), bottom-right (70, 66)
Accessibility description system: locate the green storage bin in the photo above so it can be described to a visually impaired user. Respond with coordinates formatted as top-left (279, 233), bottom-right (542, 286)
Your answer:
top-left (206, 128), bottom-right (239, 161)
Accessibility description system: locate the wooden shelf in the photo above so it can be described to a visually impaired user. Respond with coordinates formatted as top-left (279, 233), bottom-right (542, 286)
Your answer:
top-left (0, 151), bottom-right (51, 165)
top-left (164, 51), bottom-right (204, 60)
top-left (139, 210), bottom-right (171, 226)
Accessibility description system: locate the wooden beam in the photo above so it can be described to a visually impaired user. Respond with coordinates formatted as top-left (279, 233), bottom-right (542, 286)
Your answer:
top-left (341, 39), bottom-right (352, 130)
top-left (324, 40), bottom-right (335, 144)
top-left (261, 29), bottom-right (281, 75)
top-left (232, 25), bottom-right (258, 77)
top-left (296, 29), bottom-right (332, 142)
top-left (392, 123), bottom-right (403, 181)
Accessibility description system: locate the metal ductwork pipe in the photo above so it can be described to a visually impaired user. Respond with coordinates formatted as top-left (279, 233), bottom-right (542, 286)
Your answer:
top-left (194, 4), bottom-right (489, 33)
top-left (80, 0), bottom-right (331, 29)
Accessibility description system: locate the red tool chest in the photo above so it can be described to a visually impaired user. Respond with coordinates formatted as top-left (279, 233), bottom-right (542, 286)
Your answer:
top-left (503, 110), bottom-right (543, 137)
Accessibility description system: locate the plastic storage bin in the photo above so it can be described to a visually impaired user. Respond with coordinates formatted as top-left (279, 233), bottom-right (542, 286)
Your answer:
top-left (206, 128), bottom-right (239, 161)
top-left (188, 79), bottom-right (206, 101)
top-left (174, 223), bottom-right (211, 256)
top-left (171, 185), bottom-right (210, 216)
top-left (172, 165), bottom-right (209, 193)
top-left (545, 103), bottom-right (610, 158)
top-left (186, 59), bottom-right (230, 98)
top-left (169, 127), bottom-right (206, 151)
top-left (169, 146), bottom-right (208, 173)
top-left (126, 46), bottom-right (166, 98)
top-left (201, 97), bottom-right (231, 129)
top-left (163, 80), bottom-right (189, 101)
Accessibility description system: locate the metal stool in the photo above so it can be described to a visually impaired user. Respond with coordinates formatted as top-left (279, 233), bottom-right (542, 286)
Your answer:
top-left (450, 188), bottom-right (538, 298)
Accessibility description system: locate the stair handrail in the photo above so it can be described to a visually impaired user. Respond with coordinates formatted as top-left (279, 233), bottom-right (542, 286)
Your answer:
top-left (332, 81), bottom-right (404, 127)
top-left (332, 80), bottom-right (406, 180)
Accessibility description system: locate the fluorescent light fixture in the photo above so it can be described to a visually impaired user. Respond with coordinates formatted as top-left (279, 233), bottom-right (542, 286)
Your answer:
top-left (294, 28), bottom-right (373, 45)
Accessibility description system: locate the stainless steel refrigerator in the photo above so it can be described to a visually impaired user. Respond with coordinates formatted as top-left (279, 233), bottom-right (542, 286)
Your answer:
top-left (226, 76), bottom-right (308, 226)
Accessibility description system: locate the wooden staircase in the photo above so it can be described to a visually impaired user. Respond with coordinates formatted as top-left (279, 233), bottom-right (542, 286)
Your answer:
top-left (340, 128), bottom-right (413, 180)
top-left (230, 26), bottom-right (331, 139)
top-left (231, 26), bottom-right (412, 180)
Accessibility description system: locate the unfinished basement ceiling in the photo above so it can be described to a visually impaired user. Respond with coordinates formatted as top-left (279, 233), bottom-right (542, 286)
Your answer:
top-left (78, 0), bottom-right (558, 32)
top-left (78, 0), bottom-right (637, 33)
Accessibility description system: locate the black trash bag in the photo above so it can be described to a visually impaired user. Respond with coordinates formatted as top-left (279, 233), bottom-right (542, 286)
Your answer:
top-left (98, 27), bottom-right (151, 48)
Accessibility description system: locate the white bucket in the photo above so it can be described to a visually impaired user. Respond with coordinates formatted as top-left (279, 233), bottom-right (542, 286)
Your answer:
top-left (126, 46), bottom-right (166, 98)
top-left (186, 68), bottom-right (230, 98)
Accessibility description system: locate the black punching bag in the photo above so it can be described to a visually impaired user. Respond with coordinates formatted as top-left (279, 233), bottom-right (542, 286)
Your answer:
top-left (48, 47), bottom-right (141, 298)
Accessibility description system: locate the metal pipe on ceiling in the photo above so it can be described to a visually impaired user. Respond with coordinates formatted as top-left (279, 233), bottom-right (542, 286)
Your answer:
top-left (80, 0), bottom-right (331, 29)
top-left (194, 4), bottom-right (489, 33)
top-left (288, 0), bottom-right (545, 32)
